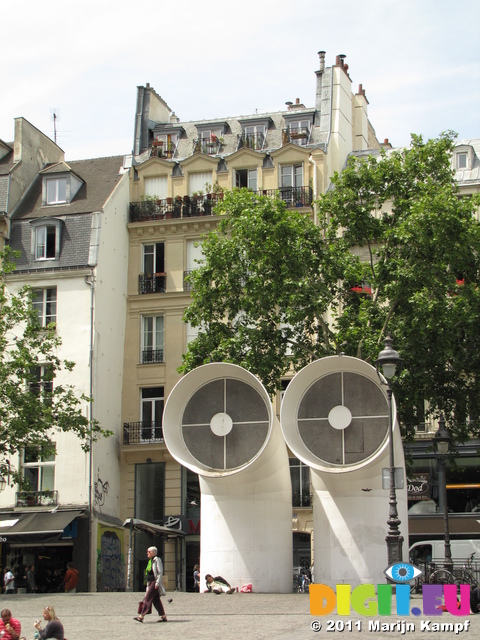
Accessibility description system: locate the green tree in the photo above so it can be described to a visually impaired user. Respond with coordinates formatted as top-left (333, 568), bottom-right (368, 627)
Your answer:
top-left (0, 248), bottom-right (111, 484)
top-left (181, 189), bottom-right (336, 393)
top-left (181, 133), bottom-right (480, 442)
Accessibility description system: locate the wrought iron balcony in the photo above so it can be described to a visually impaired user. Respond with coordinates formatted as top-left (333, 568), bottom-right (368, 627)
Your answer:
top-left (151, 140), bottom-right (176, 159)
top-left (237, 132), bottom-right (265, 150)
top-left (276, 186), bottom-right (313, 207)
top-left (15, 490), bottom-right (58, 507)
top-left (123, 421), bottom-right (164, 445)
top-left (141, 348), bottom-right (164, 364)
top-left (193, 138), bottom-right (222, 155)
top-left (129, 194), bottom-right (223, 223)
top-left (138, 273), bottom-right (166, 294)
top-left (282, 127), bottom-right (310, 145)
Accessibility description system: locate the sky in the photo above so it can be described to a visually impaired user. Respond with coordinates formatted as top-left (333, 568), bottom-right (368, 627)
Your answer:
top-left (2, 0), bottom-right (479, 161)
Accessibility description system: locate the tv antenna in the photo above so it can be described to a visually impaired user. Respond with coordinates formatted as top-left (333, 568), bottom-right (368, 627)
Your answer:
top-left (50, 109), bottom-right (60, 144)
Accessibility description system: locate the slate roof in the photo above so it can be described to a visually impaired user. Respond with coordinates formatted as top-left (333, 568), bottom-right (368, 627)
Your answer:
top-left (13, 155), bottom-right (124, 220)
top-left (9, 215), bottom-right (95, 272)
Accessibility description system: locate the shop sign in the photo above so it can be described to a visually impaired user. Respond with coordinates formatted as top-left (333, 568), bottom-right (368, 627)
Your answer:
top-left (407, 474), bottom-right (430, 500)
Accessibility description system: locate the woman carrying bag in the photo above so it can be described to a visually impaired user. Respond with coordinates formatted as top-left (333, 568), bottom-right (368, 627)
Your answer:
top-left (134, 546), bottom-right (168, 623)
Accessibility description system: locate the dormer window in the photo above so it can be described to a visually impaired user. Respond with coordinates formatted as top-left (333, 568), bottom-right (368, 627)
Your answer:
top-left (238, 117), bottom-right (272, 151)
top-left (194, 122), bottom-right (228, 155)
top-left (457, 153), bottom-right (467, 170)
top-left (31, 219), bottom-right (62, 262)
top-left (46, 177), bottom-right (67, 204)
top-left (41, 164), bottom-right (83, 206)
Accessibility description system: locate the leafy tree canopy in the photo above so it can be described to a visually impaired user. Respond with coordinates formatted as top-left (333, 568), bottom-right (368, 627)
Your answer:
top-left (181, 133), bottom-right (480, 442)
top-left (0, 248), bottom-right (112, 484)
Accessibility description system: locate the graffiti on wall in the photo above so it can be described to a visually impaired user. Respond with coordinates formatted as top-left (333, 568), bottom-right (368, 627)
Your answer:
top-left (96, 525), bottom-right (124, 592)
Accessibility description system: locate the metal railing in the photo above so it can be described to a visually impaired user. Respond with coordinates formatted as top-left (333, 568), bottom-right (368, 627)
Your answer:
top-left (138, 273), bottom-right (166, 294)
top-left (282, 127), bottom-right (310, 145)
top-left (16, 490), bottom-right (58, 507)
top-left (141, 349), bottom-right (164, 364)
top-left (193, 139), bottom-right (223, 155)
top-left (129, 188), bottom-right (312, 223)
top-left (237, 132), bottom-right (265, 150)
top-left (130, 195), bottom-right (223, 223)
top-left (123, 421), bottom-right (164, 445)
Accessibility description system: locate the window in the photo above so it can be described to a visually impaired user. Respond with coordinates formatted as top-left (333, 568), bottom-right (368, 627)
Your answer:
top-left (23, 442), bottom-right (55, 496)
top-left (46, 178), bottom-right (67, 204)
top-left (185, 239), bottom-right (204, 291)
top-left (30, 365), bottom-right (54, 404)
top-left (243, 125), bottom-right (265, 150)
top-left (32, 288), bottom-right (57, 328)
top-left (139, 242), bottom-right (166, 294)
top-left (235, 169), bottom-right (257, 191)
top-left (290, 457), bottom-right (311, 507)
top-left (144, 176), bottom-right (168, 200)
top-left (280, 164), bottom-right (303, 205)
top-left (457, 153), bottom-right (467, 170)
top-left (141, 316), bottom-right (164, 363)
top-left (35, 224), bottom-right (57, 260)
top-left (189, 171), bottom-right (213, 196)
top-left (135, 462), bottom-right (165, 522)
top-left (141, 387), bottom-right (164, 441)
top-left (287, 120), bottom-right (310, 146)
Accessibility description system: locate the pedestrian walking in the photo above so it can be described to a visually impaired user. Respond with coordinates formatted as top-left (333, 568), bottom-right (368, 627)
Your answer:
top-left (63, 562), bottom-right (79, 593)
top-left (26, 565), bottom-right (37, 593)
top-left (134, 546), bottom-right (168, 623)
top-left (3, 568), bottom-right (15, 594)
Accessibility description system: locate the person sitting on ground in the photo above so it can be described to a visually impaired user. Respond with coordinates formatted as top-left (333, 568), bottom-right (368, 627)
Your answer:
top-left (0, 608), bottom-right (21, 640)
top-left (204, 574), bottom-right (236, 594)
top-left (34, 605), bottom-right (65, 640)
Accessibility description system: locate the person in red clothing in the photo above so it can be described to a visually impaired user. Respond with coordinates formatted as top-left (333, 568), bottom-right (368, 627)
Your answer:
top-left (63, 562), bottom-right (79, 593)
top-left (0, 608), bottom-right (21, 640)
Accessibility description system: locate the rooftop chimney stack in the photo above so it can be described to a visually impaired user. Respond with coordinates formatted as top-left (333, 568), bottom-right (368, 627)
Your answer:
top-left (318, 50), bottom-right (326, 73)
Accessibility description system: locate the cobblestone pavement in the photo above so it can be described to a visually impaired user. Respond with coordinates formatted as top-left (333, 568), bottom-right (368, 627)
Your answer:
top-left (1, 591), bottom-right (478, 640)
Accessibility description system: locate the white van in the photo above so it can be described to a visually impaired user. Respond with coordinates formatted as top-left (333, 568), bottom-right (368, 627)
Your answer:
top-left (409, 539), bottom-right (480, 563)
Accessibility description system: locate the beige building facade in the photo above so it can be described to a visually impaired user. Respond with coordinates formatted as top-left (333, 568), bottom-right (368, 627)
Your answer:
top-left (120, 50), bottom-right (382, 591)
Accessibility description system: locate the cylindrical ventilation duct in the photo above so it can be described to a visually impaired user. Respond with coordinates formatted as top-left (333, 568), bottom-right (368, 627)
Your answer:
top-left (163, 363), bottom-right (292, 592)
top-left (281, 355), bottom-right (408, 586)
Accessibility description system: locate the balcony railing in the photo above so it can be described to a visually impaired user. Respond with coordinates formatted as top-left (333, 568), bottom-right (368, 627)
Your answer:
top-left (193, 139), bottom-right (222, 155)
top-left (141, 348), bottom-right (164, 364)
top-left (130, 188), bottom-right (312, 224)
top-left (139, 273), bottom-right (166, 294)
top-left (275, 186), bottom-right (313, 207)
top-left (151, 141), bottom-right (176, 159)
top-left (16, 490), bottom-right (58, 507)
top-left (237, 132), bottom-right (265, 150)
top-left (123, 421), bottom-right (164, 445)
top-left (282, 127), bottom-right (310, 145)
top-left (129, 194), bottom-right (223, 223)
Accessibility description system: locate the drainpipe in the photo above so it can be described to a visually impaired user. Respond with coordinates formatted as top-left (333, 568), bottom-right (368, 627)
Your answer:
top-left (85, 271), bottom-right (95, 591)
top-left (309, 155), bottom-right (318, 226)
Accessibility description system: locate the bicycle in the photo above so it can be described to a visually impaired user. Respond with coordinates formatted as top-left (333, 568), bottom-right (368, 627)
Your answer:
top-left (454, 552), bottom-right (479, 587)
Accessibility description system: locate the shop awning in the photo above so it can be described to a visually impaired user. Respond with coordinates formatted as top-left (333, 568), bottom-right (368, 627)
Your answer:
top-left (0, 510), bottom-right (84, 544)
top-left (122, 517), bottom-right (185, 538)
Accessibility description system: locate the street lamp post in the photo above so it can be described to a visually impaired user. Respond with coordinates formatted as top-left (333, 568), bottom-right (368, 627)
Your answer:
top-left (434, 416), bottom-right (453, 573)
top-left (376, 335), bottom-right (404, 566)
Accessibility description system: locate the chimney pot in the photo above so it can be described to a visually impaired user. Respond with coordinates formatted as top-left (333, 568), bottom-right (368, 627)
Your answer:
top-left (146, 82), bottom-right (150, 88)
top-left (384, 139), bottom-right (389, 144)
top-left (296, 98), bottom-right (300, 104)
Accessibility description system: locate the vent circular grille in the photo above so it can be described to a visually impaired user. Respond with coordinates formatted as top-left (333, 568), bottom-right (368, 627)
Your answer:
top-left (297, 371), bottom-right (388, 466)
top-left (181, 378), bottom-right (270, 471)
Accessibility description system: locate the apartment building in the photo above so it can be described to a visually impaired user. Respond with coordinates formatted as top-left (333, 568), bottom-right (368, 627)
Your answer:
top-left (120, 50), bottom-right (382, 591)
top-left (1, 120), bottom-right (130, 591)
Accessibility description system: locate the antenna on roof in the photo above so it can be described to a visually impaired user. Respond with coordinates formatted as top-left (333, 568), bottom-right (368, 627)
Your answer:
top-left (50, 109), bottom-right (60, 144)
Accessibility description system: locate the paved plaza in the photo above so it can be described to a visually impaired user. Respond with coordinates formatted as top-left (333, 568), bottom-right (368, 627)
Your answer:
top-left (1, 591), bottom-right (478, 640)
